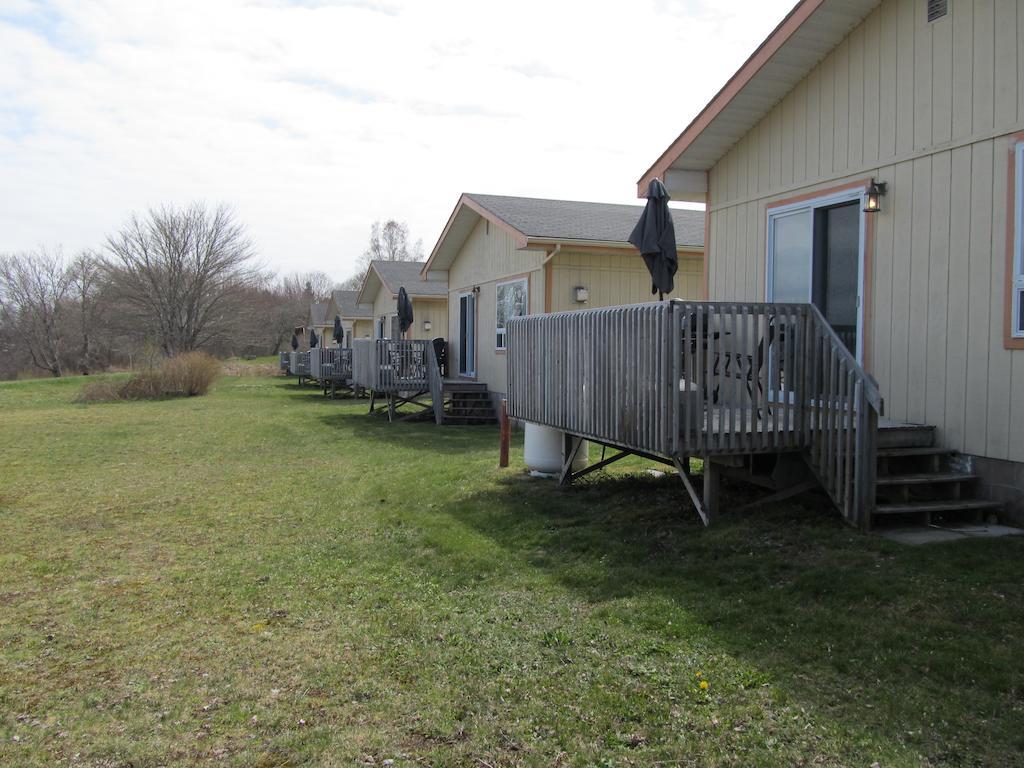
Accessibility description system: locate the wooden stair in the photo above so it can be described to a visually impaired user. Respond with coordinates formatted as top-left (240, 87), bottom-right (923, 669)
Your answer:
top-left (439, 381), bottom-right (496, 425)
top-left (872, 423), bottom-right (1002, 527)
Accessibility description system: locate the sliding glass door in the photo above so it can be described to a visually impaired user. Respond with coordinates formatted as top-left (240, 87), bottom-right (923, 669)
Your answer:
top-left (767, 192), bottom-right (865, 361)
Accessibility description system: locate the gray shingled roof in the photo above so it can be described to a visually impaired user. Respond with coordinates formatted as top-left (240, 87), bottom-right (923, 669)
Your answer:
top-left (465, 193), bottom-right (704, 248)
top-left (331, 289), bottom-right (372, 318)
top-left (372, 260), bottom-right (447, 297)
top-left (308, 302), bottom-right (328, 326)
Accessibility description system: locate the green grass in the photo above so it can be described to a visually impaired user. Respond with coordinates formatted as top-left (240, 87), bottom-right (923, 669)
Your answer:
top-left (1, 371), bottom-right (1022, 767)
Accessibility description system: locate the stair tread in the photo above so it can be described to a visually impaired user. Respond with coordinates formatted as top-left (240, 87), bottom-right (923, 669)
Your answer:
top-left (877, 446), bottom-right (955, 457)
top-left (875, 499), bottom-right (1002, 514)
top-left (877, 472), bottom-right (977, 485)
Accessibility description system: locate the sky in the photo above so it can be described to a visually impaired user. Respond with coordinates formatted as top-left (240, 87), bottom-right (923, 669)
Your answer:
top-left (0, 0), bottom-right (794, 282)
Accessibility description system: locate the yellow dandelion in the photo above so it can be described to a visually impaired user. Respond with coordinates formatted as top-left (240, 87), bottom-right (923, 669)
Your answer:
top-left (699, 680), bottom-right (709, 691)
top-left (695, 671), bottom-right (703, 678)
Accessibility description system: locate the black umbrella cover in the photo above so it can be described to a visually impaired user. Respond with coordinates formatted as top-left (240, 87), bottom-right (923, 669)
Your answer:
top-left (628, 178), bottom-right (678, 298)
top-left (333, 315), bottom-right (343, 343)
top-left (291, 333), bottom-right (299, 351)
top-left (397, 287), bottom-right (414, 334)
top-left (309, 328), bottom-right (318, 348)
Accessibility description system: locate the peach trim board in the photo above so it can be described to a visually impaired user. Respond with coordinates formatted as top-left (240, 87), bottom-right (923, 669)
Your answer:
top-left (760, 178), bottom-right (875, 373)
top-left (1005, 133), bottom-right (1024, 350)
top-left (637, 0), bottom-right (825, 193)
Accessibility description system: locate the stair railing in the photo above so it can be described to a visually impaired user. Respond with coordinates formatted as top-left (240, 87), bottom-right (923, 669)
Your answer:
top-left (804, 304), bottom-right (884, 529)
top-left (426, 341), bottom-right (445, 425)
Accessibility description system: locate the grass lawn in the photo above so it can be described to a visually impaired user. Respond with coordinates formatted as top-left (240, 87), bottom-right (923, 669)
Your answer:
top-left (1, 370), bottom-right (1022, 767)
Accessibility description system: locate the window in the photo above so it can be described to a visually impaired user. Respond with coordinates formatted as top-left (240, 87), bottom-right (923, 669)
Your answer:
top-left (1014, 144), bottom-right (1024, 339)
top-left (495, 278), bottom-right (528, 350)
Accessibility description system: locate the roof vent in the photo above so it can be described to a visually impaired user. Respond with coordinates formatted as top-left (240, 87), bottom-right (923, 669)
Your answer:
top-left (927, 0), bottom-right (947, 22)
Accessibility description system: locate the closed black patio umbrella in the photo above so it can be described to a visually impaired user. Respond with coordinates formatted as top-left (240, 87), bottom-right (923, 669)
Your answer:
top-left (333, 315), bottom-right (343, 344)
top-left (291, 333), bottom-right (299, 351)
top-left (628, 178), bottom-right (677, 300)
top-left (309, 328), bottom-right (318, 348)
top-left (397, 287), bottom-right (414, 335)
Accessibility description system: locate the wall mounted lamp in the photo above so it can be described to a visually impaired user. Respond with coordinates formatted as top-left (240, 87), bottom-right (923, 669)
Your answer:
top-left (863, 179), bottom-right (887, 213)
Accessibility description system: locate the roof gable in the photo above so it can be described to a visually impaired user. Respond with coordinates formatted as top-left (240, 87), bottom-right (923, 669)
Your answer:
top-left (308, 302), bottom-right (328, 327)
top-left (356, 260), bottom-right (447, 305)
top-left (638, 0), bottom-right (882, 195)
top-left (330, 289), bottom-right (373, 319)
top-left (424, 192), bottom-right (705, 274)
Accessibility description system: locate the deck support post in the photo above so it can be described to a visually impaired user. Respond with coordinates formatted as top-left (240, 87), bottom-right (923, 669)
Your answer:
top-left (559, 433), bottom-right (583, 486)
top-left (499, 400), bottom-right (510, 468)
top-left (672, 456), bottom-right (709, 527)
top-left (702, 458), bottom-right (720, 525)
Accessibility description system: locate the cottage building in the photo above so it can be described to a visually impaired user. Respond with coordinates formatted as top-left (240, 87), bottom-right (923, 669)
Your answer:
top-left (640, 0), bottom-right (1024, 521)
top-left (420, 193), bottom-right (705, 403)
top-left (356, 260), bottom-right (448, 341)
top-left (325, 289), bottom-right (374, 347)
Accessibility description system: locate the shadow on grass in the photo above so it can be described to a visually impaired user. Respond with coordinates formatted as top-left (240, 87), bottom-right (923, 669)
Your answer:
top-left (442, 471), bottom-right (1024, 764)
top-left (315, 409), bottom-right (497, 453)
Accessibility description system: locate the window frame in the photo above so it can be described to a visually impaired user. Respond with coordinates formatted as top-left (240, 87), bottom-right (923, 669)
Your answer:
top-left (495, 277), bottom-right (529, 351)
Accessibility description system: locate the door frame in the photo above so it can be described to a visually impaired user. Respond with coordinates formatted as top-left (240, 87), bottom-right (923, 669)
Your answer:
top-left (457, 291), bottom-right (477, 378)
top-left (765, 186), bottom-right (868, 364)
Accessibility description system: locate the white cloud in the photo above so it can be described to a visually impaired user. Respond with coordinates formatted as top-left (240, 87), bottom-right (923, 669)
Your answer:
top-left (0, 0), bottom-right (793, 280)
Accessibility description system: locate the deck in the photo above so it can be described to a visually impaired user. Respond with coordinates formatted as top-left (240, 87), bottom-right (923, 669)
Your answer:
top-left (506, 300), bottom-right (884, 528)
top-left (308, 347), bottom-right (353, 383)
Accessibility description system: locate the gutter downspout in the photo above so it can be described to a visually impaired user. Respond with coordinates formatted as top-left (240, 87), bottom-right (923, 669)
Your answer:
top-left (542, 244), bottom-right (560, 313)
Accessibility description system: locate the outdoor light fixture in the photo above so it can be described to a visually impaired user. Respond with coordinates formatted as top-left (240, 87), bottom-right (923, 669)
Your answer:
top-left (574, 286), bottom-right (589, 303)
top-left (423, 319), bottom-right (432, 332)
top-left (863, 179), bottom-right (887, 213)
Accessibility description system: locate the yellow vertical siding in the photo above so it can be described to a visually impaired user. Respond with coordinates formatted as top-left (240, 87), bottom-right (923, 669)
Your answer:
top-left (445, 218), bottom-right (546, 394)
top-left (704, 0), bottom-right (1024, 461)
top-left (549, 251), bottom-right (703, 312)
top-left (444, 217), bottom-right (706, 397)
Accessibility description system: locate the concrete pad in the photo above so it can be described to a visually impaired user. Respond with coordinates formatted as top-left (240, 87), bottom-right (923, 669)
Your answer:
top-left (881, 524), bottom-right (1024, 545)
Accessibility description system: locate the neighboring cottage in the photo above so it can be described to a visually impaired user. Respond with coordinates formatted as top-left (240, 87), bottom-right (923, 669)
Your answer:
top-left (325, 289), bottom-right (373, 347)
top-left (639, 0), bottom-right (1024, 522)
top-left (293, 301), bottom-right (332, 349)
top-left (355, 260), bottom-right (448, 341)
top-left (420, 193), bottom-right (705, 402)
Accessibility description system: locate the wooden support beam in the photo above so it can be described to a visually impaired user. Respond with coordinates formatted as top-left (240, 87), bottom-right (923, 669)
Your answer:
top-left (734, 478), bottom-right (818, 513)
top-left (567, 450), bottom-right (630, 481)
top-left (498, 400), bottom-right (510, 468)
top-left (702, 458), bottom-right (720, 526)
top-left (673, 457), bottom-right (708, 526)
top-left (559, 434), bottom-right (583, 486)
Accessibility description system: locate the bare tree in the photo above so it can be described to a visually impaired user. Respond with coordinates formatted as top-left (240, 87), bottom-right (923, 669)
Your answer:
top-left (104, 203), bottom-right (257, 356)
top-left (343, 219), bottom-right (424, 289)
top-left (363, 220), bottom-right (423, 263)
top-left (280, 271), bottom-right (335, 303)
top-left (0, 248), bottom-right (73, 376)
top-left (68, 251), bottom-right (105, 374)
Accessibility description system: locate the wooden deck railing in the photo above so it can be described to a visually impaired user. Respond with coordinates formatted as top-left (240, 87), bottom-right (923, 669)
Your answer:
top-left (352, 339), bottom-right (431, 392)
top-left (308, 347), bottom-right (327, 379)
top-left (289, 351), bottom-right (309, 377)
top-left (507, 303), bottom-right (676, 456)
top-left (308, 348), bottom-right (354, 381)
top-left (507, 300), bottom-right (884, 528)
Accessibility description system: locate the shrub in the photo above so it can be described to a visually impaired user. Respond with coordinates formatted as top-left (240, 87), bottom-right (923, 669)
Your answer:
top-left (159, 352), bottom-right (221, 396)
top-left (76, 352), bottom-right (221, 403)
